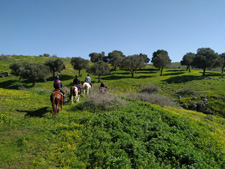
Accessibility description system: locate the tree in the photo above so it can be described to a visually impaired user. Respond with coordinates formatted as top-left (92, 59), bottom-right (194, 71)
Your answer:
top-left (121, 55), bottom-right (145, 78)
top-left (45, 59), bottom-right (65, 78)
top-left (108, 50), bottom-right (126, 70)
top-left (180, 52), bottom-right (195, 72)
top-left (43, 53), bottom-right (50, 57)
top-left (151, 50), bottom-right (171, 76)
top-left (89, 52), bottom-right (108, 63)
top-left (192, 48), bottom-right (218, 76)
top-left (10, 62), bottom-right (27, 80)
top-left (87, 60), bottom-right (110, 82)
top-left (71, 57), bottom-right (89, 76)
top-left (139, 53), bottom-right (150, 64)
top-left (21, 63), bottom-right (50, 86)
top-left (218, 53), bottom-right (225, 74)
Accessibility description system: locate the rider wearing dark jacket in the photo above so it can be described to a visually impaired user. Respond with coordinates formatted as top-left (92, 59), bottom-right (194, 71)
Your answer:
top-left (54, 76), bottom-right (66, 101)
top-left (100, 81), bottom-right (107, 88)
top-left (73, 75), bottom-right (82, 95)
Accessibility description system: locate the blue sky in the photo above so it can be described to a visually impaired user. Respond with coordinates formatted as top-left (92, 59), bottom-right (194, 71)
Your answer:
top-left (0, 0), bottom-right (225, 62)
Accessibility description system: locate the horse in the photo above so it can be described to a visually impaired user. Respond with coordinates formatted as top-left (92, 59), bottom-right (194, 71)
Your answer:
top-left (99, 87), bottom-right (106, 94)
top-left (67, 86), bottom-right (80, 104)
top-left (82, 82), bottom-right (92, 95)
top-left (50, 89), bottom-right (66, 118)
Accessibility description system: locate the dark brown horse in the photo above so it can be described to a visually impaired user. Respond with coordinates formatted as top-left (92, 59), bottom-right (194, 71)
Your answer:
top-left (50, 89), bottom-right (66, 118)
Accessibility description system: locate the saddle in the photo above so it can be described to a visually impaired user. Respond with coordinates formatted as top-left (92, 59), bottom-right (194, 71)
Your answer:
top-left (54, 89), bottom-right (64, 96)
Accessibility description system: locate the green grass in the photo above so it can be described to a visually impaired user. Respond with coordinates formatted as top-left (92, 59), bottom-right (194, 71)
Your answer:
top-left (0, 55), bottom-right (225, 168)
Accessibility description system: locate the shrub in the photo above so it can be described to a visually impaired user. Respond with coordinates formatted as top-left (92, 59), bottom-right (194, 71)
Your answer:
top-left (77, 92), bottom-right (127, 112)
top-left (176, 87), bottom-right (195, 96)
top-left (0, 55), bottom-right (12, 61)
top-left (141, 84), bottom-right (159, 94)
top-left (125, 92), bottom-right (177, 107)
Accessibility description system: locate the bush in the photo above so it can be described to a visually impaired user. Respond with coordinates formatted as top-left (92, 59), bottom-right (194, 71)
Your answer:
top-left (141, 84), bottom-right (159, 94)
top-left (125, 92), bottom-right (177, 107)
top-left (77, 92), bottom-right (127, 112)
top-left (176, 87), bottom-right (195, 96)
top-left (0, 55), bottom-right (12, 61)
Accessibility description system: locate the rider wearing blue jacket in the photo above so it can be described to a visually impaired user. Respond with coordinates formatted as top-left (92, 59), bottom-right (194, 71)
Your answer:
top-left (85, 74), bottom-right (92, 87)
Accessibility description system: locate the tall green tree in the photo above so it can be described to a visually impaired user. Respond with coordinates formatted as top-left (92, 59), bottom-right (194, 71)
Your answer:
top-left (219, 53), bottom-right (225, 74)
top-left (45, 59), bottom-right (65, 78)
top-left (10, 62), bottom-right (28, 80)
top-left (151, 50), bottom-right (171, 76)
top-left (108, 50), bottom-right (126, 70)
top-left (87, 60), bottom-right (110, 82)
top-left (139, 53), bottom-right (150, 64)
top-left (89, 52), bottom-right (108, 63)
top-left (71, 57), bottom-right (89, 76)
top-left (192, 48), bottom-right (218, 76)
top-left (121, 55), bottom-right (145, 78)
top-left (180, 52), bottom-right (195, 72)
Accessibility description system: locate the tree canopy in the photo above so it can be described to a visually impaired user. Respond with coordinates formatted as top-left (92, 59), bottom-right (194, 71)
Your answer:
top-left (151, 50), bottom-right (171, 76)
top-left (108, 50), bottom-right (126, 70)
top-left (45, 59), bottom-right (65, 78)
top-left (89, 52), bottom-right (108, 63)
top-left (87, 60), bottom-right (110, 82)
top-left (71, 57), bottom-right (89, 76)
top-left (192, 48), bottom-right (218, 76)
top-left (180, 52), bottom-right (195, 72)
top-left (219, 53), bottom-right (225, 74)
top-left (121, 55), bottom-right (145, 78)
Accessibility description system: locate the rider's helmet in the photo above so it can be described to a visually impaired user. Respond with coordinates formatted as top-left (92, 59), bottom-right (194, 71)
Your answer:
top-left (75, 75), bottom-right (78, 78)
top-left (55, 76), bottom-right (59, 80)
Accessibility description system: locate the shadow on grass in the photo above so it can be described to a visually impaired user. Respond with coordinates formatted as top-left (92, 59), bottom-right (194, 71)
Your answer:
top-left (46, 74), bottom-right (74, 81)
top-left (17, 106), bottom-right (51, 117)
top-left (163, 75), bottom-right (205, 83)
top-left (0, 80), bottom-right (34, 89)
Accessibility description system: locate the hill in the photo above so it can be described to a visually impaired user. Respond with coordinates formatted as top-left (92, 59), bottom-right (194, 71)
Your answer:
top-left (0, 55), bottom-right (225, 168)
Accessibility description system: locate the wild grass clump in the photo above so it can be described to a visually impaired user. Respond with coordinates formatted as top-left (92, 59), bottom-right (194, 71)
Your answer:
top-left (18, 85), bottom-right (26, 91)
top-left (77, 92), bottom-right (127, 112)
top-left (125, 92), bottom-right (177, 107)
top-left (176, 87), bottom-right (195, 96)
top-left (141, 84), bottom-right (159, 94)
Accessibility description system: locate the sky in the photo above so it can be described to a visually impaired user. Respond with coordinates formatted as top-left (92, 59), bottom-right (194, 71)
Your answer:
top-left (0, 0), bottom-right (225, 62)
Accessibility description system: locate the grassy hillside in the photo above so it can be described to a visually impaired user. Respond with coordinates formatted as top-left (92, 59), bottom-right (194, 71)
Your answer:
top-left (0, 55), bottom-right (225, 168)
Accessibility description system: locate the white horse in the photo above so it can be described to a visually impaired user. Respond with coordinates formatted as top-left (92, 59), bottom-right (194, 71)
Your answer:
top-left (68, 86), bottom-right (80, 104)
top-left (82, 82), bottom-right (92, 95)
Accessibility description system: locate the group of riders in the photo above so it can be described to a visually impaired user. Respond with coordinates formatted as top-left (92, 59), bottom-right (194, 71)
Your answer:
top-left (53, 74), bottom-right (107, 102)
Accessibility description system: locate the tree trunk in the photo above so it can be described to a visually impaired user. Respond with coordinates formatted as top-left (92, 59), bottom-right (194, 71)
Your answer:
top-left (98, 75), bottom-right (101, 82)
top-left (160, 67), bottom-right (163, 76)
top-left (222, 66), bottom-right (224, 74)
top-left (188, 65), bottom-right (191, 72)
top-left (186, 66), bottom-right (189, 71)
top-left (202, 68), bottom-right (206, 76)
top-left (32, 81), bottom-right (36, 87)
top-left (53, 70), bottom-right (55, 79)
top-left (131, 72), bottom-right (134, 78)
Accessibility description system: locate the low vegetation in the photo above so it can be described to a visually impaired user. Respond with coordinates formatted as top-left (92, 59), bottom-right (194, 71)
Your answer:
top-left (0, 55), bottom-right (225, 168)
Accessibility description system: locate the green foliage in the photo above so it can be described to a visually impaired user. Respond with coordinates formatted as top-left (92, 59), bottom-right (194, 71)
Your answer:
top-left (180, 52), bottom-right (195, 72)
top-left (87, 60), bottom-right (110, 81)
top-left (45, 58), bottom-right (65, 78)
top-left (71, 57), bottom-right (89, 76)
top-left (108, 50), bottom-right (125, 70)
top-left (152, 50), bottom-right (171, 76)
top-left (192, 48), bottom-right (218, 76)
top-left (121, 55), bottom-right (145, 78)
top-left (89, 52), bottom-right (107, 63)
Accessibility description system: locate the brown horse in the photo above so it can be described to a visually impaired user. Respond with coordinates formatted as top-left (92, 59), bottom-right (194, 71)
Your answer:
top-left (99, 87), bottom-right (106, 94)
top-left (67, 86), bottom-right (80, 104)
top-left (50, 89), bottom-right (66, 118)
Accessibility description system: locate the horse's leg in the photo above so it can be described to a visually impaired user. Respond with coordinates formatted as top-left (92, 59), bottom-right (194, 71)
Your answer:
top-left (71, 94), bottom-right (74, 104)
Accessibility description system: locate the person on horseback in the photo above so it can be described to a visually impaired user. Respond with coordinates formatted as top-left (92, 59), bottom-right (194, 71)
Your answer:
top-left (73, 75), bottom-right (82, 95)
top-left (85, 74), bottom-right (92, 88)
top-left (100, 81), bottom-right (107, 88)
top-left (54, 76), bottom-right (66, 102)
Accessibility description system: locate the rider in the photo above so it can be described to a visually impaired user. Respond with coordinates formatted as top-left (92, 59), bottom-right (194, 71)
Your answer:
top-left (73, 75), bottom-right (82, 95)
top-left (100, 81), bottom-right (107, 88)
top-left (54, 76), bottom-right (66, 102)
top-left (85, 74), bottom-right (92, 88)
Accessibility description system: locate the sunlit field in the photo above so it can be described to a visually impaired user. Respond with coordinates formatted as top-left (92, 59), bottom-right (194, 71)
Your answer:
top-left (0, 56), bottom-right (225, 168)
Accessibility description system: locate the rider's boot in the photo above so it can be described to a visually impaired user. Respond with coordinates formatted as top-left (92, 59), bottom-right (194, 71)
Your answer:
top-left (63, 95), bottom-right (67, 103)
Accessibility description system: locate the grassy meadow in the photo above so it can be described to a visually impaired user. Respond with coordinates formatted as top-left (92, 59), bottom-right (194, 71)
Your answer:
top-left (0, 55), bottom-right (225, 168)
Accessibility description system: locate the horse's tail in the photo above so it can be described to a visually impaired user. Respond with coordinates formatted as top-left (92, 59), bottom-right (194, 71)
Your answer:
top-left (51, 94), bottom-right (57, 117)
